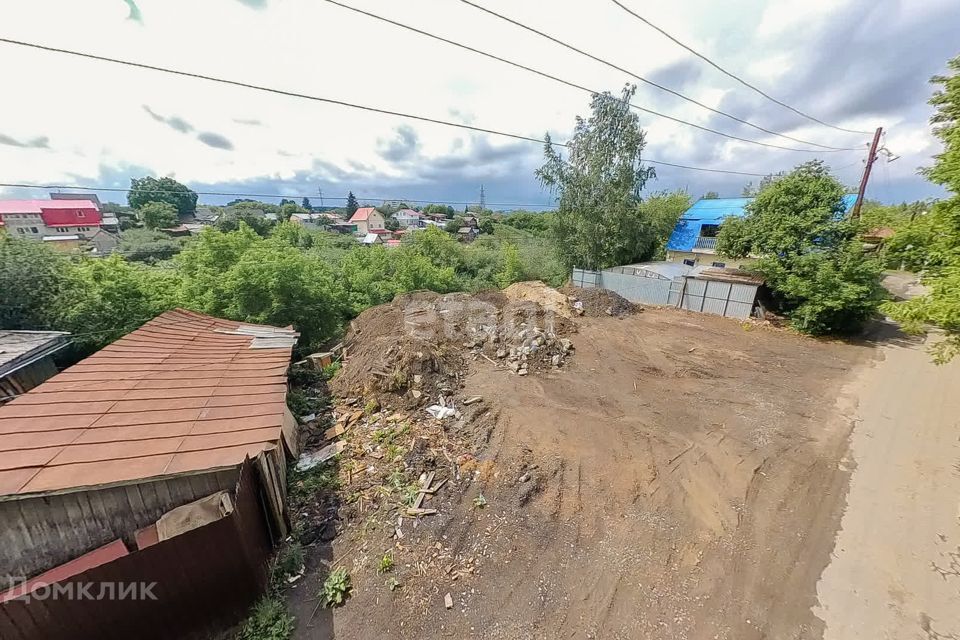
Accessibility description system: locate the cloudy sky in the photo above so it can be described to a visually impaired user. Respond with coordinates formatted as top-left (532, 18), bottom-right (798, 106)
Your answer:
top-left (0, 0), bottom-right (956, 208)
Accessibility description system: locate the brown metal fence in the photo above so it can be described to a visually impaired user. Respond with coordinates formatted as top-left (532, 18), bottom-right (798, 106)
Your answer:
top-left (0, 460), bottom-right (272, 640)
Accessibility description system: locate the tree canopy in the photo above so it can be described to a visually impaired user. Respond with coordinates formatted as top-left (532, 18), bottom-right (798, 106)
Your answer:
top-left (345, 192), bottom-right (359, 217)
top-left (537, 84), bottom-right (658, 271)
top-left (128, 176), bottom-right (198, 217)
top-left (717, 160), bottom-right (886, 335)
top-left (883, 55), bottom-right (960, 362)
top-left (138, 201), bottom-right (180, 230)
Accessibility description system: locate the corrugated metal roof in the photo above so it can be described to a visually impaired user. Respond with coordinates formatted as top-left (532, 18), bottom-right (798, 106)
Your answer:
top-left (0, 309), bottom-right (297, 498)
top-left (666, 194), bottom-right (859, 252)
top-left (0, 199), bottom-right (99, 214)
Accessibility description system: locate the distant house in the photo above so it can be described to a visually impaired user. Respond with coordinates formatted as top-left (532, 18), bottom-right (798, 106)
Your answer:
top-left (86, 228), bottom-right (120, 256)
top-left (348, 207), bottom-right (386, 235)
top-left (193, 206), bottom-right (221, 224)
top-left (457, 226), bottom-right (479, 242)
top-left (394, 209), bottom-right (424, 229)
top-left (328, 222), bottom-right (358, 235)
top-left (0, 199), bottom-right (104, 248)
top-left (0, 330), bottom-right (70, 403)
top-left (289, 212), bottom-right (324, 229)
top-left (665, 194), bottom-right (859, 269)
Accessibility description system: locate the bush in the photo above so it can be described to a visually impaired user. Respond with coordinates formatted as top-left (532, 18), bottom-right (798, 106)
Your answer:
top-left (238, 597), bottom-right (294, 640)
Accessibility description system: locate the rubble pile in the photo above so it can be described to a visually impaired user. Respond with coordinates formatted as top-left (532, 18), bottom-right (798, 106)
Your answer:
top-left (330, 286), bottom-right (577, 406)
top-left (561, 284), bottom-right (638, 317)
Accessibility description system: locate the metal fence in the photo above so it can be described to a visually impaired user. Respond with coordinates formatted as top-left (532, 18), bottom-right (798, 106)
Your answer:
top-left (572, 267), bottom-right (758, 319)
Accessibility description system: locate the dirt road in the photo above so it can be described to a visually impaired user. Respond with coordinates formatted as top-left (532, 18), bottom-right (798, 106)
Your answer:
top-left (814, 331), bottom-right (960, 639)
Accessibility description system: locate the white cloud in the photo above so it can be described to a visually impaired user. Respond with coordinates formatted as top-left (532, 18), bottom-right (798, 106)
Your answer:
top-left (0, 0), bottom-right (952, 204)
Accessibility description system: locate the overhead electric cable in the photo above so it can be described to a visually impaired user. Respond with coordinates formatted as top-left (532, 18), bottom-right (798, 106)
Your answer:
top-left (0, 38), bottom-right (775, 177)
top-left (455, 0), bottom-right (863, 151)
top-left (320, 0), bottom-right (846, 154)
top-left (608, 0), bottom-right (874, 135)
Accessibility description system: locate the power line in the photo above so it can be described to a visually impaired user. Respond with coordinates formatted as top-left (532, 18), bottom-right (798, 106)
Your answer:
top-left (455, 0), bottom-right (863, 152)
top-left (1, 182), bottom-right (554, 207)
top-left (320, 0), bottom-right (845, 154)
top-left (608, 0), bottom-right (874, 136)
top-left (0, 38), bottom-right (773, 177)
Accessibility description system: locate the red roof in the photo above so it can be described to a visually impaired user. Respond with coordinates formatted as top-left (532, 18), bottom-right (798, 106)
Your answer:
top-left (348, 207), bottom-right (378, 222)
top-left (0, 309), bottom-right (297, 497)
top-left (0, 199), bottom-right (102, 227)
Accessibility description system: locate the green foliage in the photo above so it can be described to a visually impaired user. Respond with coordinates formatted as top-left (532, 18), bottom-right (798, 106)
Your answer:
top-left (444, 217), bottom-right (463, 233)
top-left (238, 597), bottom-right (294, 640)
top-left (215, 209), bottom-right (274, 236)
top-left (63, 256), bottom-right (182, 352)
top-left (717, 160), bottom-right (885, 335)
top-left (377, 552), bottom-right (394, 574)
top-left (703, 191), bottom-right (719, 199)
top-left (0, 238), bottom-right (74, 329)
top-left (320, 569), bottom-right (351, 608)
top-left (422, 203), bottom-right (455, 218)
top-left (494, 243), bottom-right (524, 288)
top-left (138, 201), bottom-right (180, 230)
top-left (289, 461), bottom-right (340, 507)
top-left (638, 190), bottom-right (692, 259)
top-left (128, 176), bottom-right (197, 217)
top-left (346, 191), bottom-right (359, 216)
top-left (881, 56), bottom-right (960, 361)
top-left (537, 85), bottom-right (657, 271)
top-left (322, 361), bottom-right (341, 380)
top-left (117, 228), bottom-right (184, 263)
top-left (473, 493), bottom-right (487, 509)
top-left (301, 197), bottom-right (312, 211)
top-left (272, 543), bottom-right (304, 585)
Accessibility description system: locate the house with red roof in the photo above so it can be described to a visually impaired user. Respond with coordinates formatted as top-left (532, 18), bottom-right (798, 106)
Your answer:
top-left (347, 206), bottom-right (385, 235)
top-left (0, 199), bottom-right (106, 248)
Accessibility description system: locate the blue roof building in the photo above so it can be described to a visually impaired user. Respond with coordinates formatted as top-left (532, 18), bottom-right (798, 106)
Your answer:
top-left (665, 194), bottom-right (859, 265)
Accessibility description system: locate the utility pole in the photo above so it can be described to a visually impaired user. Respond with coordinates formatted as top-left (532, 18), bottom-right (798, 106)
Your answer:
top-left (479, 184), bottom-right (486, 212)
top-left (850, 126), bottom-right (883, 220)
top-left (317, 188), bottom-right (324, 208)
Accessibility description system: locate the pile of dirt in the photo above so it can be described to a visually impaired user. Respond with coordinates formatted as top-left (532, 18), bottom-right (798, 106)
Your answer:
top-left (329, 286), bottom-right (576, 407)
top-left (560, 284), bottom-right (638, 317)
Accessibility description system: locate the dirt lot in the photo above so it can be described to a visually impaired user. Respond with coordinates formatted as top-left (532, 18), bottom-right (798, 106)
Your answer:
top-left (288, 288), bottom-right (875, 639)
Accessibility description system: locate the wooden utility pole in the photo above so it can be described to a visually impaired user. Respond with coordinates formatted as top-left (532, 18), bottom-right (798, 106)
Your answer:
top-left (850, 126), bottom-right (883, 219)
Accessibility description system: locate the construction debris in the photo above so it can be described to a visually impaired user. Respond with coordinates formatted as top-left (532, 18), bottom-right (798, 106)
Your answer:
top-left (296, 441), bottom-right (346, 471)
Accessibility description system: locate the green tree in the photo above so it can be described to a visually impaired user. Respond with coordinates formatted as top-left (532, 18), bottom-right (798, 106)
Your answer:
top-left (128, 176), bottom-right (197, 217)
top-left (536, 85), bottom-right (657, 271)
top-left (638, 190), bottom-right (692, 260)
top-left (717, 160), bottom-right (886, 334)
top-left (494, 243), bottom-right (524, 288)
top-left (138, 201), bottom-right (180, 230)
top-left (883, 55), bottom-right (960, 362)
top-left (62, 256), bottom-right (182, 353)
top-left (0, 237), bottom-right (75, 329)
top-left (703, 191), bottom-right (719, 199)
top-left (302, 197), bottom-right (312, 211)
top-left (444, 218), bottom-right (463, 234)
top-left (346, 192), bottom-right (359, 217)
top-left (117, 228), bottom-right (184, 263)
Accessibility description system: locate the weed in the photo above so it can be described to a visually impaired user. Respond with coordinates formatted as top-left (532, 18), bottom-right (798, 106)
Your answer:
top-left (384, 443), bottom-right (405, 462)
top-left (238, 596), bottom-right (294, 640)
top-left (364, 398), bottom-right (380, 415)
top-left (270, 542), bottom-right (304, 588)
top-left (372, 423), bottom-right (410, 446)
top-left (287, 366), bottom-right (324, 388)
top-left (377, 552), bottom-right (394, 574)
top-left (386, 577), bottom-right (401, 591)
top-left (473, 493), bottom-right (488, 509)
top-left (320, 568), bottom-right (351, 608)
top-left (286, 389), bottom-right (313, 418)
top-left (288, 462), bottom-right (339, 507)
top-left (322, 361), bottom-right (341, 380)
top-left (386, 369), bottom-right (408, 391)
top-left (386, 470), bottom-right (420, 506)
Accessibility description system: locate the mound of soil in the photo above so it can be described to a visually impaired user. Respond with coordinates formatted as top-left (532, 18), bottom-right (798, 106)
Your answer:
top-left (561, 284), bottom-right (638, 317)
top-left (330, 286), bottom-right (577, 408)
top-left (503, 281), bottom-right (573, 318)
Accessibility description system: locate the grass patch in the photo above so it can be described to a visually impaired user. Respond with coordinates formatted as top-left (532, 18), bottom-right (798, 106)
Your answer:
top-left (288, 461), bottom-right (340, 508)
top-left (238, 596), bottom-right (295, 640)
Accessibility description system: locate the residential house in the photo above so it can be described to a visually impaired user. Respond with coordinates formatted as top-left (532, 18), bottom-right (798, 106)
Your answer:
top-left (0, 199), bottom-right (104, 248)
top-left (289, 212), bottom-right (332, 229)
top-left (457, 226), bottom-right (479, 242)
top-left (0, 331), bottom-right (70, 404)
top-left (360, 232), bottom-right (382, 245)
top-left (85, 227), bottom-right (120, 256)
top-left (192, 206), bottom-right (221, 224)
top-left (348, 207), bottom-right (386, 235)
top-left (665, 194), bottom-right (859, 269)
top-left (0, 310), bottom-right (299, 639)
top-left (394, 209), bottom-right (424, 229)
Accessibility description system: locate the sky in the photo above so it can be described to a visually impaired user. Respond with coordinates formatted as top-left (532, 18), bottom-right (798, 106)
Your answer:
top-left (0, 0), bottom-right (957, 209)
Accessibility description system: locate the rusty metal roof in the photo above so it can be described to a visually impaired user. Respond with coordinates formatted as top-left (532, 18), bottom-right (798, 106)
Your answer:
top-left (0, 309), bottom-right (297, 498)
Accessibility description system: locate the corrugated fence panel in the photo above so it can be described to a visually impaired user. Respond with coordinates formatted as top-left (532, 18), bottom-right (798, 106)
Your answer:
top-left (596, 270), bottom-right (673, 304)
top-left (730, 283), bottom-right (757, 303)
top-left (571, 269), bottom-right (601, 288)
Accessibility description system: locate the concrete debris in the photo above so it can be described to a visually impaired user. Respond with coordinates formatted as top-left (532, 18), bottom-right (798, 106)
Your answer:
top-left (444, 592), bottom-right (454, 609)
